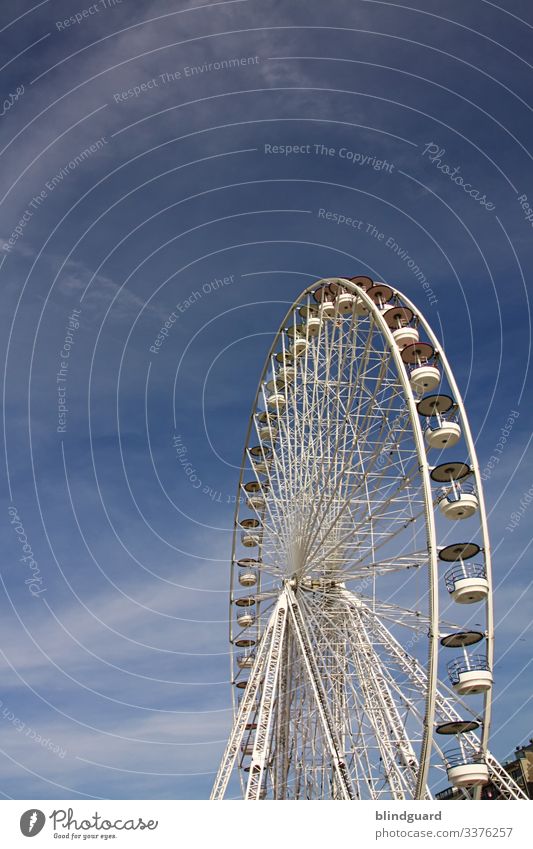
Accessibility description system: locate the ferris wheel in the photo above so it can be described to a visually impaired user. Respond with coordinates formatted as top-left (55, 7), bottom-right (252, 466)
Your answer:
top-left (211, 276), bottom-right (526, 801)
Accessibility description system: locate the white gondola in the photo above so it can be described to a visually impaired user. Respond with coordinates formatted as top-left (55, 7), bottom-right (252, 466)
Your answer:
top-left (328, 277), bottom-right (372, 316)
top-left (313, 284), bottom-right (334, 300)
top-left (286, 324), bottom-right (305, 339)
top-left (298, 304), bottom-right (318, 319)
top-left (266, 392), bottom-right (286, 410)
top-left (448, 655), bottom-right (492, 695)
top-left (329, 277), bottom-right (371, 316)
top-left (445, 750), bottom-right (489, 788)
top-left (234, 595), bottom-right (255, 608)
top-left (425, 420), bottom-right (461, 449)
top-left (453, 671), bottom-right (493, 695)
top-left (384, 304), bottom-right (418, 350)
top-left (443, 561), bottom-right (489, 604)
top-left (431, 462), bottom-right (478, 519)
top-left (392, 325), bottom-right (419, 349)
top-left (237, 654), bottom-right (255, 669)
top-left (266, 377), bottom-right (283, 393)
top-left (418, 393), bottom-right (462, 449)
top-left (241, 531), bottom-right (262, 547)
top-left (353, 296), bottom-right (369, 315)
top-left (236, 612), bottom-right (255, 628)
top-left (290, 338), bottom-right (308, 357)
top-left (275, 350), bottom-right (294, 365)
top-left (244, 481), bottom-right (267, 510)
top-left (240, 519), bottom-right (262, 548)
top-left (335, 292), bottom-right (355, 314)
top-left (241, 742), bottom-right (255, 755)
top-left (442, 635), bottom-right (492, 692)
top-left (239, 571), bottom-right (258, 587)
top-left (319, 300), bottom-right (335, 319)
top-left (367, 283), bottom-right (394, 312)
top-left (258, 423), bottom-right (277, 441)
top-left (410, 364), bottom-right (441, 393)
top-left (402, 341), bottom-right (440, 393)
top-left (256, 412), bottom-right (277, 442)
top-left (277, 366), bottom-right (295, 384)
top-left (438, 487), bottom-right (479, 520)
top-left (252, 460), bottom-right (271, 476)
top-left (249, 445), bottom-right (272, 460)
top-left (252, 458), bottom-right (271, 474)
top-left (299, 286), bottom-right (335, 330)
top-left (305, 315), bottom-right (322, 335)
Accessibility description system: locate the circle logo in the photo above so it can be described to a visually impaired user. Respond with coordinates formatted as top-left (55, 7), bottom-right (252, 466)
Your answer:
top-left (20, 810), bottom-right (46, 837)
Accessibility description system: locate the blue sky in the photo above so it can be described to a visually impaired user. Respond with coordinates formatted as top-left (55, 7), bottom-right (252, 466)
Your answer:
top-left (0, 0), bottom-right (531, 799)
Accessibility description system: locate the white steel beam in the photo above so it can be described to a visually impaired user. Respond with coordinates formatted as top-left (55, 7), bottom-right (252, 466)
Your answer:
top-left (286, 585), bottom-right (356, 800)
top-left (211, 600), bottom-right (280, 800)
top-left (245, 593), bottom-right (289, 799)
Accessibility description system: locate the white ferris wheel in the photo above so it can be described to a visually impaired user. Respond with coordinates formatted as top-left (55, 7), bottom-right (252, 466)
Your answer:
top-left (211, 276), bottom-right (526, 801)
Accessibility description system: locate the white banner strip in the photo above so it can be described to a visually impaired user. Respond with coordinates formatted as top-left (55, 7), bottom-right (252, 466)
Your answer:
top-left (2, 799), bottom-right (531, 847)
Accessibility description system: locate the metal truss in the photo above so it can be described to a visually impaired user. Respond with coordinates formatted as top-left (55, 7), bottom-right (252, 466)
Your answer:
top-left (212, 587), bottom-right (355, 800)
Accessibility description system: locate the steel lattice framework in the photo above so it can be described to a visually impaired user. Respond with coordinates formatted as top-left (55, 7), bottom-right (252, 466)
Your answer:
top-left (211, 277), bottom-right (526, 801)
